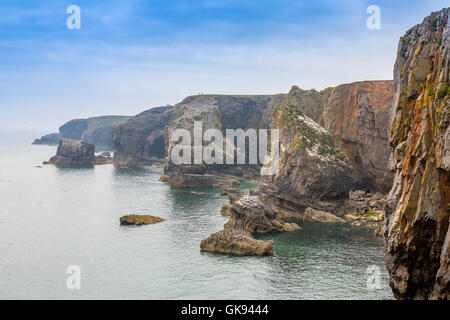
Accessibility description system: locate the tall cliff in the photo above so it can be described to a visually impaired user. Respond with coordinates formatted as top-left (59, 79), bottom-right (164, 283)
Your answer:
top-left (385, 8), bottom-right (450, 299)
top-left (323, 81), bottom-right (395, 193)
top-left (162, 94), bottom-right (285, 187)
top-left (259, 104), bottom-right (352, 220)
top-left (112, 106), bottom-right (176, 165)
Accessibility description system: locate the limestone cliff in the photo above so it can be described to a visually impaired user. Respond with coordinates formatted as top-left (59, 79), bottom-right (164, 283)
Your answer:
top-left (279, 81), bottom-right (394, 193)
top-left (259, 103), bottom-right (353, 220)
top-left (385, 8), bottom-right (450, 299)
top-left (163, 94), bottom-right (285, 187)
top-left (323, 80), bottom-right (395, 193)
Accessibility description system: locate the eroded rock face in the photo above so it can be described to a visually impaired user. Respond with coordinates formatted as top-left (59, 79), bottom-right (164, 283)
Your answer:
top-left (200, 229), bottom-right (274, 256)
top-left (120, 214), bottom-right (165, 225)
top-left (44, 139), bottom-right (95, 165)
top-left (163, 94), bottom-right (285, 188)
top-left (112, 106), bottom-right (176, 165)
top-left (323, 81), bottom-right (395, 193)
top-left (283, 85), bottom-right (332, 124)
top-left (224, 197), bottom-right (300, 233)
top-left (260, 104), bottom-right (352, 217)
top-left (385, 8), bottom-right (450, 300)
top-left (220, 187), bottom-right (244, 204)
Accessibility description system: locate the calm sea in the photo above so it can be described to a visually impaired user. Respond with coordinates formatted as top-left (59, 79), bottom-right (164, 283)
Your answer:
top-left (0, 131), bottom-right (393, 299)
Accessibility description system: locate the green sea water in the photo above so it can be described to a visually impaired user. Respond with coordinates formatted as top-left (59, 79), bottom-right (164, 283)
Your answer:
top-left (0, 131), bottom-right (393, 299)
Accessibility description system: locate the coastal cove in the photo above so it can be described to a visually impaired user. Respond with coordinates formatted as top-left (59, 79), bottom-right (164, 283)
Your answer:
top-left (0, 132), bottom-right (392, 299)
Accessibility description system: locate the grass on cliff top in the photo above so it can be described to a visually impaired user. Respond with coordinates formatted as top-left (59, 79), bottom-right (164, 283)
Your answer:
top-left (87, 116), bottom-right (132, 130)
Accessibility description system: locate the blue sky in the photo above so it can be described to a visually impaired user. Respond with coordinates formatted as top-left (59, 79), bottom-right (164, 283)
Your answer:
top-left (0, 0), bottom-right (448, 131)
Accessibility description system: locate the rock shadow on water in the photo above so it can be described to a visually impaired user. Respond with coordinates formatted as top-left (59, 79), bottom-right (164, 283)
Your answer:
top-left (112, 165), bottom-right (156, 177)
top-left (54, 164), bottom-right (95, 175)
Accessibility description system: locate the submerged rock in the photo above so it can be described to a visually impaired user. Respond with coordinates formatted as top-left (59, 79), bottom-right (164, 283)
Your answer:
top-left (44, 139), bottom-right (95, 165)
top-left (200, 229), bottom-right (273, 256)
top-left (303, 207), bottom-right (345, 223)
top-left (249, 189), bottom-right (259, 196)
top-left (120, 214), bottom-right (165, 226)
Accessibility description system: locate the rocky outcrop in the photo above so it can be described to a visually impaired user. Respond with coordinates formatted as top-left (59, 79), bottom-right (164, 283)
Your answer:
top-left (385, 8), bottom-right (450, 300)
top-left (32, 133), bottom-right (61, 145)
top-left (44, 139), bottom-right (95, 165)
top-left (220, 187), bottom-right (244, 204)
top-left (112, 106), bottom-right (176, 165)
top-left (259, 103), bottom-right (353, 220)
top-left (323, 81), bottom-right (395, 193)
top-left (223, 197), bottom-right (300, 233)
top-left (283, 85), bottom-right (332, 124)
top-left (94, 152), bottom-right (115, 165)
top-left (162, 94), bottom-right (285, 188)
top-left (34, 116), bottom-right (130, 150)
top-left (120, 214), bottom-right (165, 225)
top-left (303, 207), bottom-right (345, 223)
top-left (200, 229), bottom-right (274, 256)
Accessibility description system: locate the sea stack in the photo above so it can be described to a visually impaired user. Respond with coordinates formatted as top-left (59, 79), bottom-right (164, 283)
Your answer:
top-left (44, 139), bottom-right (95, 165)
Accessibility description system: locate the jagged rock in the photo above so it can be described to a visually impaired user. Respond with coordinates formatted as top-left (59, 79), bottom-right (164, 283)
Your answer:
top-left (120, 214), bottom-right (165, 225)
top-left (200, 229), bottom-right (273, 256)
top-left (282, 85), bottom-right (332, 124)
top-left (32, 133), bottom-right (61, 145)
top-left (162, 94), bottom-right (284, 188)
top-left (44, 139), bottom-right (95, 165)
top-left (220, 187), bottom-right (244, 204)
top-left (260, 103), bottom-right (352, 217)
top-left (224, 197), bottom-right (300, 233)
top-left (303, 207), bottom-right (345, 223)
top-left (220, 204), bottom-right (233, 216)
top-left (385, 8), bottom-right (450, 300)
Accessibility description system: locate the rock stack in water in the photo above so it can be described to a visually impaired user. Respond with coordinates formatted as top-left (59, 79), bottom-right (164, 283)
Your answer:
top-left (44, 139), bottom-right (95, 165)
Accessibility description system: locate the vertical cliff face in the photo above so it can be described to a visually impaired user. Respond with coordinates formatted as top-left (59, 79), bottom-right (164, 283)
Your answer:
top-left (112, 106), bottom-right (176, 165)
top-left (385, 8), bottom-right (450, 299)
top-left (162, 94), bottom-right (285, 187)
top-left (323, 81), bottom-right (395, 193)
top-left (283, 85), bottom-right (332, 125)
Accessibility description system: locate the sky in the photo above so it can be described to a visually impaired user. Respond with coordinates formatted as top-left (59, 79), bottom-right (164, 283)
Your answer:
top-left (0, 0), bottom-right (448, 131)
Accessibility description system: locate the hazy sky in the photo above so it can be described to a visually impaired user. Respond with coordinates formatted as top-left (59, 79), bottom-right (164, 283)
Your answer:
top-left (0, 0), bottom-right (448, 131)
